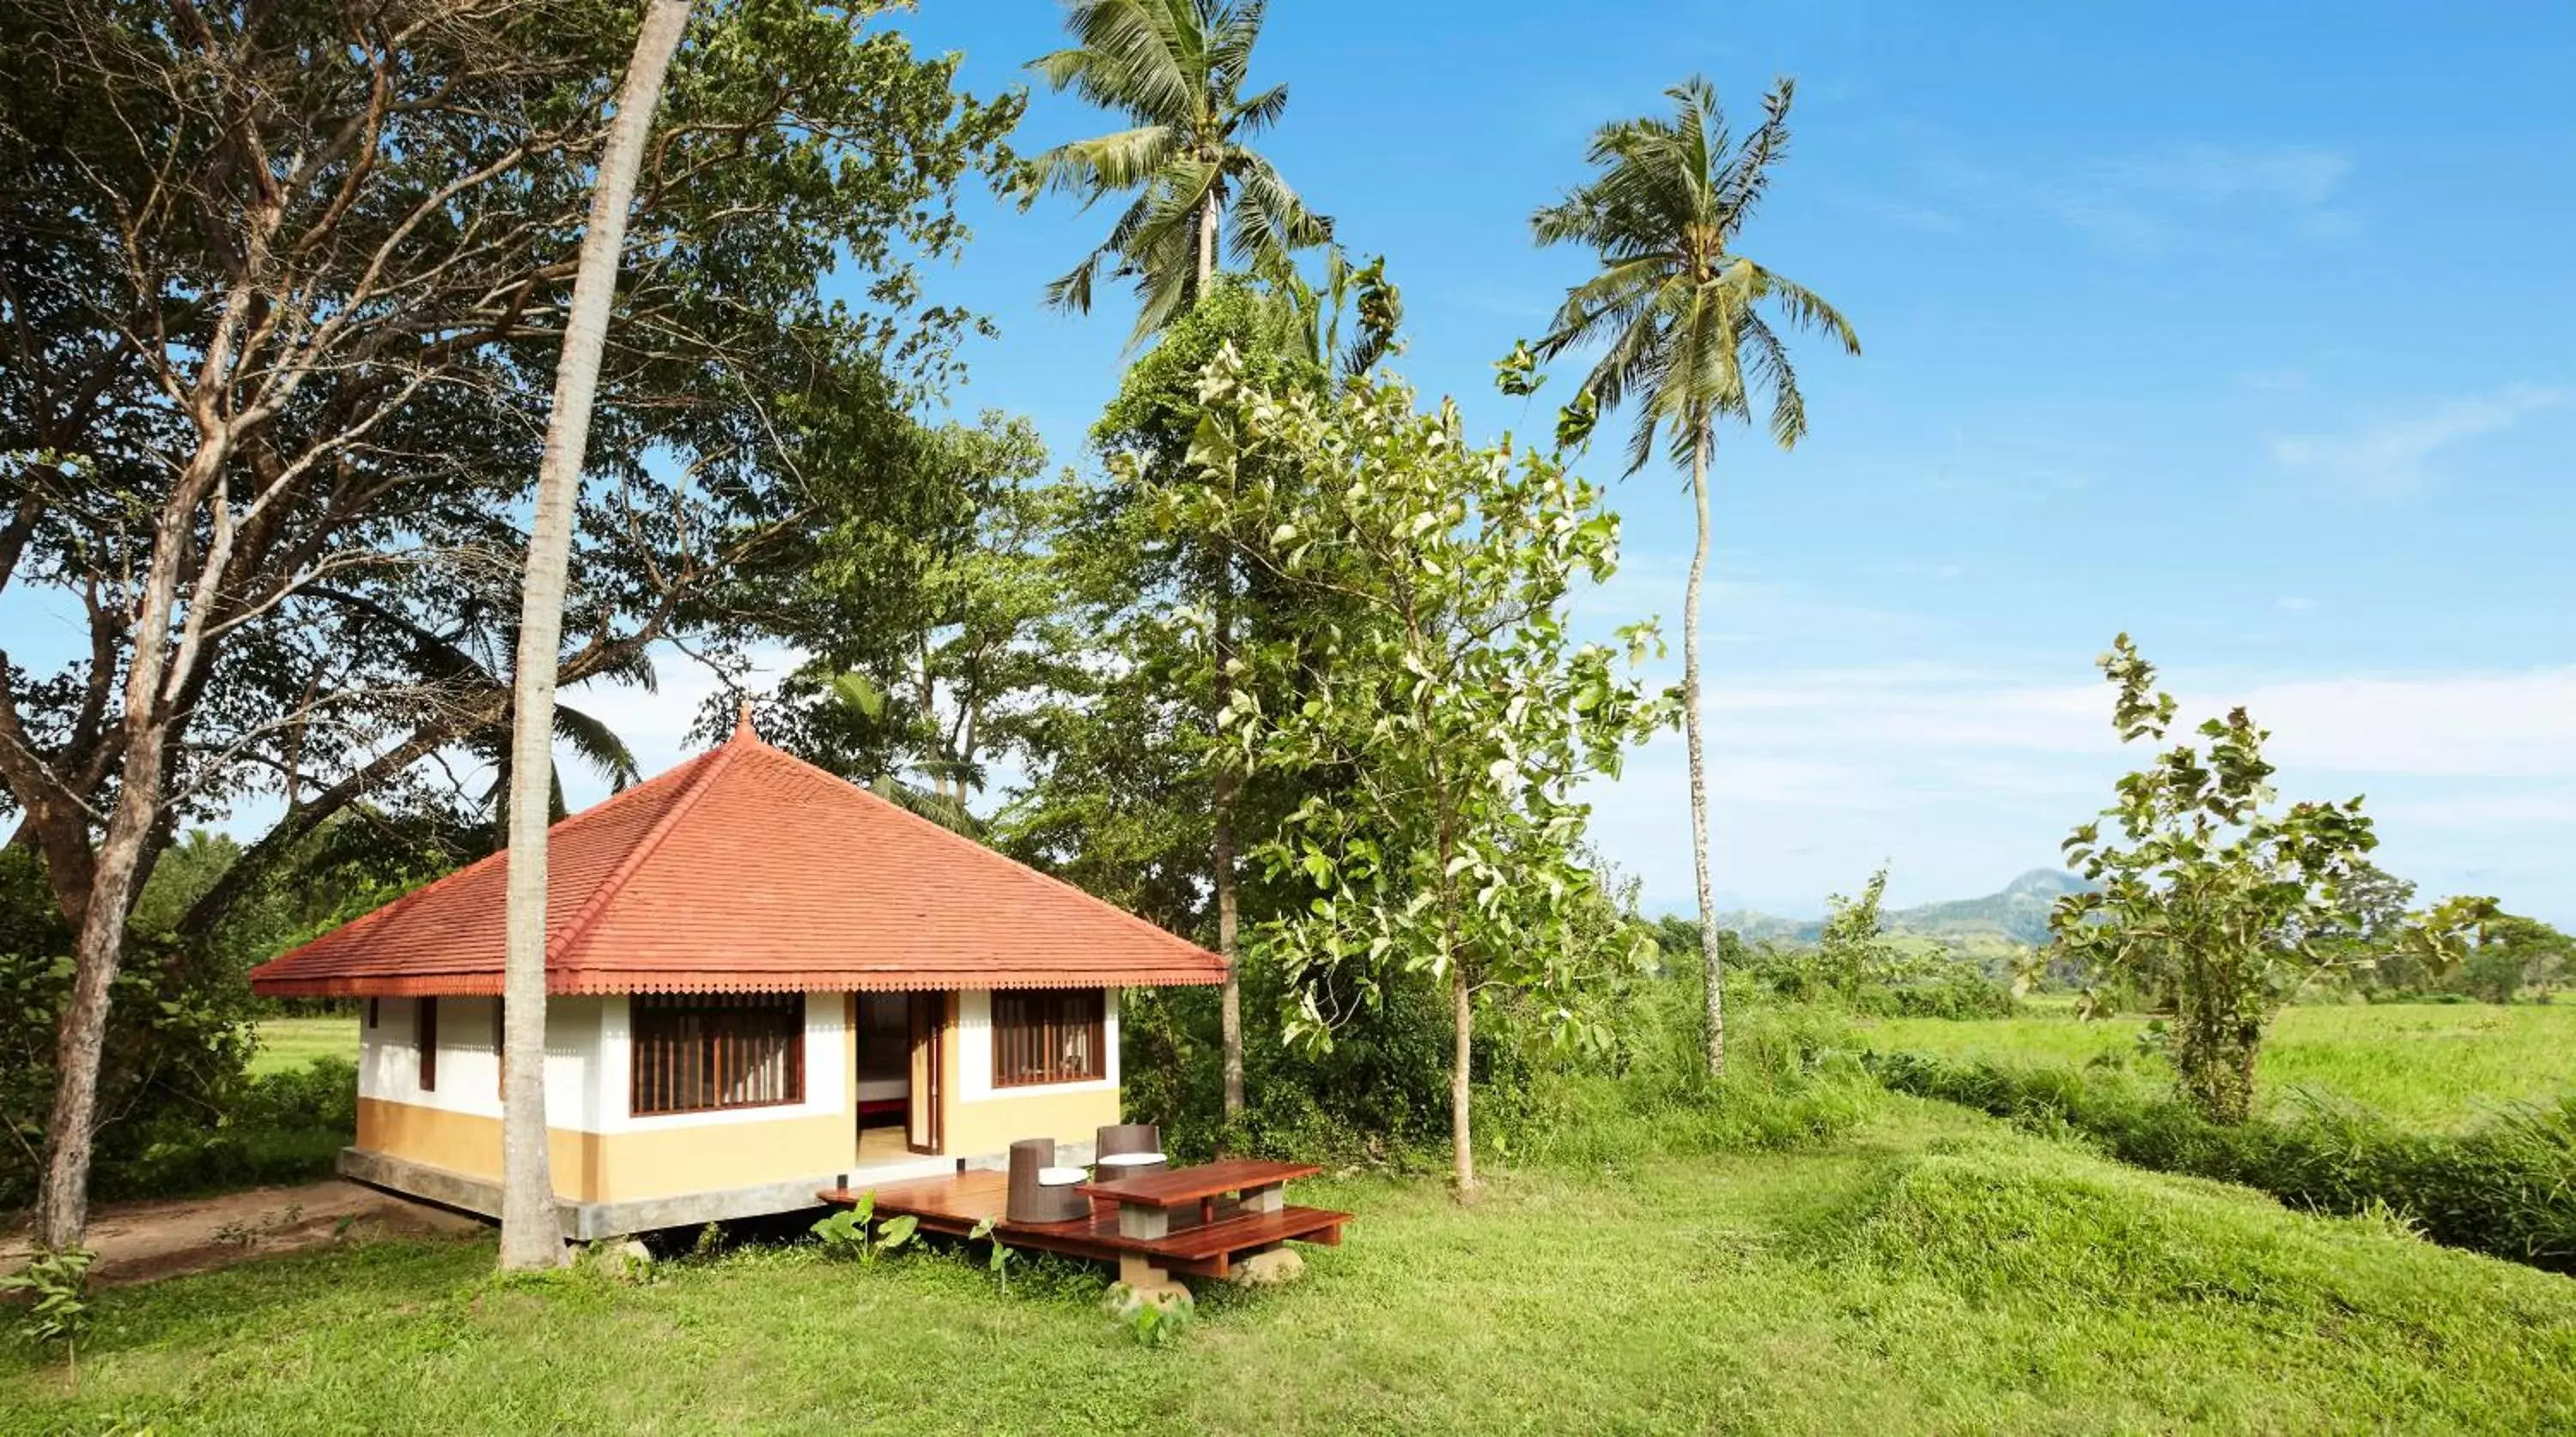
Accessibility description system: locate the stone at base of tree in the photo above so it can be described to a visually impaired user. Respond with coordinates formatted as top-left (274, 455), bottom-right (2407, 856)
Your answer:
top-left (1226, 1247), bottom-right (1303, 1288)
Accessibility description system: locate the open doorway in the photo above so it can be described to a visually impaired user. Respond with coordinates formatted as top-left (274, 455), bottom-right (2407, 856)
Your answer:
top-left (854, 993), bottom-right (910, 1165)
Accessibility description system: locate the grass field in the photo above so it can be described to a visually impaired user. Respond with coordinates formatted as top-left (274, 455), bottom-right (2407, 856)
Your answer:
top-left (247, 1016), bottom-right (360, 1077)
top-left (6, 1094), bottom-right (2574, 1434)
top-left (1859, 1002), bottom-right (2576, 1129)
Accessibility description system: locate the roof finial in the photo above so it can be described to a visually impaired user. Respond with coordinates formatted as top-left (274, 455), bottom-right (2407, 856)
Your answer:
top-left (732, 697), bottom-right (757, 743)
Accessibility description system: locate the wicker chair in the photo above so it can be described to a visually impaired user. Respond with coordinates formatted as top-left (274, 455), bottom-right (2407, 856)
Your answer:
top-left (1005, 1137), bottom-right (1090, 1224)
top-left (1093, 1122), bottom-right (1168, 1176)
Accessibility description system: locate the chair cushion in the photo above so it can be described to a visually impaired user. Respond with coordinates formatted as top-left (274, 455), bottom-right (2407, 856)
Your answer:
top-left (1096, 1151), bottom-right (1167, 1167)
top-left (1036, 1165), bottom-right (1087, 1186)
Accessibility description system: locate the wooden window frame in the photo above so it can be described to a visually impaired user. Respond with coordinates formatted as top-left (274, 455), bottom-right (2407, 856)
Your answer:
top-left (417, 996), bottom-right (438, 1093)
top-left (628, 993), bottom-right (807, 1119)
top-left (990, 990), bottom-right (1106, 1089)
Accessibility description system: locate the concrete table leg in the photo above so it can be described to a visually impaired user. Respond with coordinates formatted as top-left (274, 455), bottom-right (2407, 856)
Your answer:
top-left (1116, 1202), bottom-right (1170, 1240)
top-left (1242, 1182), bottom-right (1285, 1214)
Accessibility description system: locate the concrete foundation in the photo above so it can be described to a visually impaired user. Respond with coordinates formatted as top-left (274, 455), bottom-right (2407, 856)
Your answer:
top-left (337, 1145), bottom-right (964, 1242)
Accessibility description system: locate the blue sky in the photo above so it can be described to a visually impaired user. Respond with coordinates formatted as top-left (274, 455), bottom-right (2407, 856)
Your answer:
top-left (854, 0), bottom-right (2575, 921)
top-left (10, 3), bottom-right (2567, 924)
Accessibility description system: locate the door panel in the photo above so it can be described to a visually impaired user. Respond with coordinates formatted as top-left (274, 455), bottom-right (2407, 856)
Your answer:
top-left (906, 991), bottom-right (945, 1154)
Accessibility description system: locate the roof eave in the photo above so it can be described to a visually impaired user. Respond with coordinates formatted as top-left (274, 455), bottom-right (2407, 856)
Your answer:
top-left (247, 967), bottom-right (1228, 999)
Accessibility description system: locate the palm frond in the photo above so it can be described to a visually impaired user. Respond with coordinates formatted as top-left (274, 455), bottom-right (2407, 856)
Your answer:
top-left (1043, 0), bottom-right (1199, 125)
top-left (1711, 77), bottom-right (1795, 236)
top-left (870, 777), bottom-right (986, 839)
top-left (1231, 80), bottom-right (1290, 136)
top-left (1026, 0), bottom-right (1316, 341)
top-left (1737, 312), bottom-right (1807, 449)
top-left (1021, 124), bottom-right (1181, 205)
top-left (1226, 155), bottom-right (1331, 270)
top-left (1208, 0), bottom-right (1267, 92)
top-left (1747, 259), bottom-right (1862, 355)
top-left (554, 702), bottom-right (641, 792)
top-left (1535, 72), bottom-right (1857, 473)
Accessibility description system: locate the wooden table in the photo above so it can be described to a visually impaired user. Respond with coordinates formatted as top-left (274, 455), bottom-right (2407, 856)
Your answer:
top-left (1078, 1157), bottom-right (1323, 1241)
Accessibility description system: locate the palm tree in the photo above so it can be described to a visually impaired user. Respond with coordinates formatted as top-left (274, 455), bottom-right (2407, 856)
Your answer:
top-left (1532, 76), bottom-right (1859, 1076)
top-left (1022, 0), bottom-right (1331, 348)
top-left (498, 0), bottom-right (694, 1271)
top-left (1025, 0), bottom-right (1329, 1124)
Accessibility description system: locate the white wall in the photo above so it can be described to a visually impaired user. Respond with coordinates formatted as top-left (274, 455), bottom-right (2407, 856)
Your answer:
top-left (954, 987), bottom-right (1120, 1103)
top-left (358, 989), bottom-right (1114, 1135)
top-left (358, 995), bottom-right (606, 1125)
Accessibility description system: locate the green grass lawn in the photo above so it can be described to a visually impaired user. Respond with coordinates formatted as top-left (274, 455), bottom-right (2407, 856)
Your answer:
top-left (247, 1016), bottom-right (360, 1077)
top-left (9, 1095), bottom-right (2574, 1434)
top-left (1859, 1002), bottom-right (2576, 1128)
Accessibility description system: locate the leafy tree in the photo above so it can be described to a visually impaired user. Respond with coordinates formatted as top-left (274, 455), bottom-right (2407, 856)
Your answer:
top-left (1028, 282), bottom-right (1337, 1124)
top-left (1020, 0), bottom-right (1331, 344)
top-left (2415, 903), bottom-right (2574, 1003)
top-left (764, 414), bottom-right (1075, 819)
top-left (1808, 867), bottom-right (1934, 1001)
top-left (2307, 858), bottom-right (2421, 991)
top-left (2050, 635), bottom-right (2386, 1124)
top-left (501, 0), bottom-right (693, 1274)
top-left (0, 0), bottom-right (1017, 1248)
top-left (1183, 343), bottom-right (1673, 1194)
top-left (1530, 76), bottom-right (1859, 1077)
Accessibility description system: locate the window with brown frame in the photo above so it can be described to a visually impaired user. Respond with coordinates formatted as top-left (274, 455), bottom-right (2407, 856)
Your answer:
top-left (991, 990), bottom-right (1105, 1088)
top-left (416, 997), bottom-right (438, 1092)
top-left (629, 993), bottom-right (805, 1117)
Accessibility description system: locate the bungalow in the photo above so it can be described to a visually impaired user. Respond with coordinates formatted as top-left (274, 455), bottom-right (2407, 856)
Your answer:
top-left (247, 712), bottom-right (1225, 1240)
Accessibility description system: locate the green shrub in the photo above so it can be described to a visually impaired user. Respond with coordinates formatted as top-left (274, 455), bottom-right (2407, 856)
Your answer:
top-left (1847, 974), bottom-right (2020, 1021)
top-left (1867, 1050), bottom-right (2576, 1273)
top-left (1500, 1004), bottom-right (1874, 1169)
top-left (87, 1056), bottom-right (359, 1203)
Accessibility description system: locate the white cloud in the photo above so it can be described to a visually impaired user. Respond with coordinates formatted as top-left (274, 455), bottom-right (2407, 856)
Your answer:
top-left (2097, 144), bottom-right (2352, 207)
top-left (2270, 384), bottom-right (2567, 496)
top-left (1579, 658), bottom-right (2576, 921)
top-left (2225, 668), bottom-right (2576, 779)
top-left (1924, 142), bottom-right (2359, 256)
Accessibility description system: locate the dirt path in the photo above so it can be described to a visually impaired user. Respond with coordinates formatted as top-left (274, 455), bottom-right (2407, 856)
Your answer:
top-left (3, 1180), bottom-right (486, 1287)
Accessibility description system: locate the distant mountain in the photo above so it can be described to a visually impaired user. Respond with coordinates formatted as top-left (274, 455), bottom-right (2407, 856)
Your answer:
top-left (1884, 868), bottom-right (2092, 947)
top-left (1705, 869), bottom-right (2092, 949)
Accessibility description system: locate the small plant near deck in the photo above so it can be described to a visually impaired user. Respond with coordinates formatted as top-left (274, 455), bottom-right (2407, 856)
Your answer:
top-left (3, 1247), bottom-right (97, 1392)
top-left (1106, 1283), bottom-right (1196, 1349)
top-left (811, 1192), bottom-right (918, 1266)
top-left (968, 1215), bottom-right (1015, 1296)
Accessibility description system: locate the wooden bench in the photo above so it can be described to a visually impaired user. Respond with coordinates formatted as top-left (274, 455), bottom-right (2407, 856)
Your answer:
top-left (826, 1161), bottom-right (1348, 1282)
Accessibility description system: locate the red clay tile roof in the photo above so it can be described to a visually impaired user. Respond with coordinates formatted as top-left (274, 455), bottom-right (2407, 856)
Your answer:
top-left (246, 721), bottom-right (1225, 997)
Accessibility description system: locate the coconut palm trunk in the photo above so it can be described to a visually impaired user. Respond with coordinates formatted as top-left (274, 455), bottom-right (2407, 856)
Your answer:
top-left (1685, 422), bottom-right (1725, 1075)
top-left (498, 0), bottom-right (692, 1273)
top-left (1530, 80), bottom-right (1859, 1081)
top-left (1198, 190), bottom-right (1248, 1124)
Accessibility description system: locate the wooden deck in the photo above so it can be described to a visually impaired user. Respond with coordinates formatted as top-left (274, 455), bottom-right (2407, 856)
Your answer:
top-left (820, 1168), bottom-right (1350, 1280)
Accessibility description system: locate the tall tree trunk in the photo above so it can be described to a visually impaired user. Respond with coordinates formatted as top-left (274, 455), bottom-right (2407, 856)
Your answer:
top-left (32, 440), bottom-right (230, 1251)
top-left (1434, 804), bottom-right (1476, 1199)
top-left (1449, 960), bottom-right (1475, 1196)
top-left (1199, 191), bottom-right (1246, 1125)
top-left (497, 0), bottom-right (692, 1273)
top-left (1686, 424), bottom-right (1726, 1077)
top-left (1196, 191), bottom-right (1218, 300)
top-left (1214, 577), bottom-right (1244, 1125)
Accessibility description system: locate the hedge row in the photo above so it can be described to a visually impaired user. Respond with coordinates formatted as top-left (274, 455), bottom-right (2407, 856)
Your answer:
top-left (1864, 1050), bottom-right (2576, 1275)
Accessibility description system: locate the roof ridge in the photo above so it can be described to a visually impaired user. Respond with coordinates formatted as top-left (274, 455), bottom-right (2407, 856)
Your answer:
top-left (545, 736), bottom-right (744, 966)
